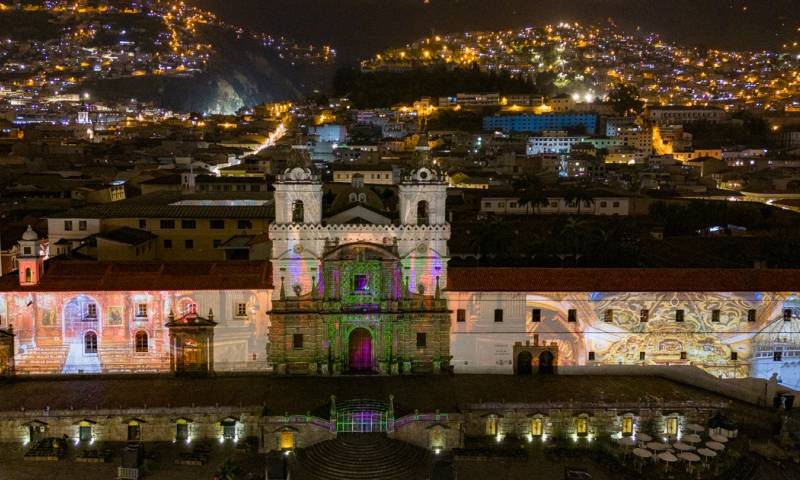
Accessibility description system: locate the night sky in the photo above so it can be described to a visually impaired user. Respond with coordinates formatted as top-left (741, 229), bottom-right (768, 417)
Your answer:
top-left (190, 0), bottom-right (799, 62)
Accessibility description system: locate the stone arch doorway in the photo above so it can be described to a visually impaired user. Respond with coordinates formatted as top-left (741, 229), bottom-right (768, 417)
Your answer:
top-left (538, 351), bottom-right (555, 374)
top-left (348, 328), bottom-right (373, 373)
top-left (517, 351), bottom-right (533, 375)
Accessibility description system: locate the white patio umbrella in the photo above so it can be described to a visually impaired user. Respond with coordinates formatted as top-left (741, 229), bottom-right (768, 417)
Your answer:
top-left (638, 433), bottom-right (653, 442)
top-left (683, 433), bottom-right (702, 444)
top-left (679, 452), bottom-right (701, 463)
top-left (647, 441), bottom-right (667, 451)
top-left (709, 433), bottom-right (728, 443)
top-left (697, 448), bottom-right (717, 459)
top-left (686, 423), bottom-right (705, 432)
top-left (705, 441), bottom-right (725, 451)
top-left (658, 451), bottom-right (678, 471)
top-left (673, 441), bottom-right (695, 451)
top-left (633, 448), bottom-right (653, 459)
top-left (619, 436), bottom-right (636, 447)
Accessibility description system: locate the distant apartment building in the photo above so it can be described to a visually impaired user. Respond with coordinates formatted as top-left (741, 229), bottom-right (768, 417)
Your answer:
top-left (331, 164), bottom-right (401, 185)
top-left (673, 148), bottom-right (723, 163)
top-left (480, 196), bottom-right (630, 216)
top-left (46, 192), bottom-right (273, 261)
top-left (483, 113), bottom-right (598, 134)
top-left (646, 106), bottom-right (727, 126)
top-left (527, 134), bottom-right (587, 155)
top-left (455, 92), bottom-right (500, 107)
top-left (308, 124), bottom-right (347, 143)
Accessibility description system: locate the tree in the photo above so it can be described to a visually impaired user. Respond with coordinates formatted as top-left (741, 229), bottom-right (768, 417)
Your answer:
top-left (608, 83), bottom-right (644, 117)
top-left (564, 187), bottom-right (595, 215)
top-left (512, 175), bottom-right (549, 213)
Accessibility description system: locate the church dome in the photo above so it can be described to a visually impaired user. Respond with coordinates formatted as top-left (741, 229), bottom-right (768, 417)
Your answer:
top-left (21, 225), bottom-right (38, 241)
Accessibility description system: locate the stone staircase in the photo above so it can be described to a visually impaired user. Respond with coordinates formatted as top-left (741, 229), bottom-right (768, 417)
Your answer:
top-left (292, 433), bottom-right (431, 480)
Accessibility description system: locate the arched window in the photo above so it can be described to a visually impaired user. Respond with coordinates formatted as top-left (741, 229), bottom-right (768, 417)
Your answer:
top-left (135, 331), bottom-right (148, 353)
top-left (358, 193), bottom-right (366, 203)
top-left (84, 331), bottom-right (98, 354)
top-left (292, 200), bottom-right (305, 223)
top-left (348, 193), bottom-right (357, 203)
top-left (24, 268), bottom-right (32, 283)
top-left (417, 200), bottom-right (429, 225)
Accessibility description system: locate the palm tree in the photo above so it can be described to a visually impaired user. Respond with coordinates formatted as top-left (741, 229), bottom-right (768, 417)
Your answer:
top-left (512, 175), bottom-right (550, 214)
top-left (564, 187), bottom-right (595, 215)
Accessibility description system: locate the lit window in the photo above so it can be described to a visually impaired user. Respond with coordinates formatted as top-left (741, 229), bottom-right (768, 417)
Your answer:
top-left (485, 415), bottom-right (499, 436)
top-left (279, 431), bottom-right (294, 450)
top-left (666, 416), bottom-right (678, 436)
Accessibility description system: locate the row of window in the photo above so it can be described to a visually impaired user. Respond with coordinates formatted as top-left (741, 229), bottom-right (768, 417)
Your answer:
top-left (82, 331), bottom-right (148, 354)
top-left (149, 219), bottom-right (253, 230)
top-left (455, 307), bottom-right (785, 323)
top-left (72, 302), bottom-right (247, 321)
top-left (63, 220), bottom-right (88, 232)
top-left (291, 332), bottom-right (428, 349)
top-left (161, 239), bottom-right (233, 249)
top-left (586, 350), bottom-right (743, 361)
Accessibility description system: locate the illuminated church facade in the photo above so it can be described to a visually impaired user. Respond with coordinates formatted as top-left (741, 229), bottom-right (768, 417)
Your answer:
top-left (0, 168), bottom-right (799, 391)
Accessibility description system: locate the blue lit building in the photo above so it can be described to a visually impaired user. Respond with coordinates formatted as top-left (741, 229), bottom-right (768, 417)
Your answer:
top-left (483, 113), bottom-right (599, 134)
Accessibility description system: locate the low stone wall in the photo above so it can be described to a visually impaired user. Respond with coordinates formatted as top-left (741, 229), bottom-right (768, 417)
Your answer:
top-left (558, 364), bottom-right (777, 406)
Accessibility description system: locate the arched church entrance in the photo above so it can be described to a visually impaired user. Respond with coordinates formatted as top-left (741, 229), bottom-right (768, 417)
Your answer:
top-left (538, 351), bottom-right (555, 374)
top-left (348, 328), bottom-right (374, 373)
top-left (517, 351), bottom-right (533, 375)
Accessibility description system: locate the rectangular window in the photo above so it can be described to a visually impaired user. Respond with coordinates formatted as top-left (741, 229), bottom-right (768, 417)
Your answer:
top-left (680, 351), bottom-right (687, 360)
top-left (416, 332), bottom-right (427, 348)
top-left (604, 310), bottom-right (614, 322)
top-left (531, 309), bottom-right (541, 322)
top-left (64, 220), bottom-right (73, 231)
top-left (160, 219), bottom-right (175, 229)
top-left (136, 304), bottom-right (147, 318)
top-left (184, 239), bottom-right (194, 249)
top-left (139, 219), bottom-right (146, 229)
top-left (292, 334), bottom-right (303, 349)
top-left (236, 303), bottom-right (247, 317)
top-left (588, 351), bottom-right (595, 361)
top-left (237, 219), bottom-right (252, 230)
top-left (731, 352), bottom-right (738, 361)
top-left (774, 351), bottom-right (783, 361)
top-left (568, 309), bottom-right (577, 322)
top-left (353, 274), bottom-right (369, 293)
top-left (639, 351), bottom-right (646, 361)
top-left (213, 239), bottom-right (222, 248)
top-left (747, 309), bottom-right (757, 322)
top-left (666, 417), bottom-right (678, 436)
top-left (640, 309), bottom-right (649, 322)
top-left (181, 219), bottom-right (196, 229)
top-left (86, 304), bottom-right (97, 318)
top-left (210, 219), bottom-right (225, 229)
top-left (784, 309), bottom-right (792, 321)
top-left (622, 417), bottom-right (633, 436)
top-left (712, 309), bottom-right (720, 322)
top-left (456, 309), bottom-right (466, 323)
top-left (163, 239), bottom-right (172, 249)
top-left (78, 220), bottom-right (87, 231)
top-left (675, 310), bottom-right (684, 322)
top-left (494, 309), bottom-right (503, 322)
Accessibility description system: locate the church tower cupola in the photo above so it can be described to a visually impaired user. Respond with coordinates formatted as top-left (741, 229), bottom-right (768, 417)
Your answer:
top-left (273, 167), bottom-right (323, 225)
top-left (17, 225), bottom-right (44, 287)
top-left (398, 168), bottom-right (448, 226)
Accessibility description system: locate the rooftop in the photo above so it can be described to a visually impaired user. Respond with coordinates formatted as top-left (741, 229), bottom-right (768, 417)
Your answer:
top-left (46, 191), bottom-right (275, 220)
top-left (447, 267), bottom-right (800, 292)
top-left (0, 259), bottom-right (272, 292)
top-left (95, 227), bottom-right (157, 246)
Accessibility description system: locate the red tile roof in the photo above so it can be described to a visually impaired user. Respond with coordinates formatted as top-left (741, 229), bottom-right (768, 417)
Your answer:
top-left (446, 267), bottom-right (800, 292)
top-left (0, 260), bottom-right (272, 292)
